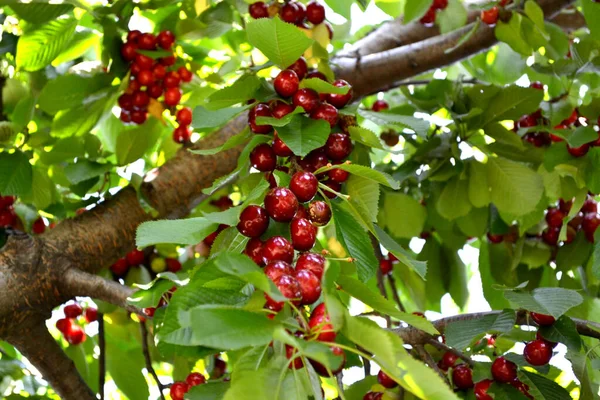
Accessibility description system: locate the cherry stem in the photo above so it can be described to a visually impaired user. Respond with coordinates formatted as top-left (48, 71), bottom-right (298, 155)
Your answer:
top-left (98, 313), bottom-right (105, 400)
top-left (317, 183), bottom-right (350, 201)
top-left (139, 321), bottom-right (166, 400)
top-left (387, 274), bottom-right (406, 313)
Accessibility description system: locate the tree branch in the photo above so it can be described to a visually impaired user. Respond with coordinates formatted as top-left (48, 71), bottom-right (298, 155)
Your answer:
top-left (424, 336), bottom-right (475, 368)
top-left (62, 268), bottom-right (142, 315)
top-left (140, 321), bottom-right (166, 400)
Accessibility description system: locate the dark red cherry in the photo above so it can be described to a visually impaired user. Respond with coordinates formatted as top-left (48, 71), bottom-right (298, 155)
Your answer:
top-left (273, 133), bottom-right (294, 157)
top-left (250, 143), bottom-right (277, 172)
top-left (280, 1), bottom-right (304, 24)
top-left (147, 83), bottom-right (163, 98)
top-left (420, 7), bottom-right (436, 26)
top-left (291, 218), bottom-right (317, 251)
top-left (432, 0), bottom-right (449, 9)
top-left (132, 91), bottom-right (150, 108)
top-left (151, 63), bottom-right (166, 80)
top-left (121, 42), bottom-right (137, 62)
top-left (487, 232), bottom-right (504, 244)
top-left (363, 393), bottom-right (383, 400)
top-left (164, 87), bottom-right (182, 106)
top-left (127, 30), bottom-right (142, 43)
top-left (118, 94), bottom-right (134, 111)
top-left (311, 103), bottom-right (339, 127)
top-left (474, 379), bottom-right (493, 400)
top-left (377, 370), bottom-right (398, 389)
top-left (264, 187), bottom-right (299, 222)
top-left (271, 100), bottom-right (295, 119)
top-left (306, 1), bottom-right (326, 24)
top-left (134, 54), bottom-right (154, 70)
top-left (263, 236), bottom-right (294, 264)
top-left (164, 71), bottom-right (181, 88)
top-left (274, 70), bottom-right (300, 98)
top-left (65, 324), bottom-right (86, 345)
top-left (137, 69), bottom-right (154, 86)
top-left (126, 249), bottom-right (145, 266)
top-left (308, 312), bottom-right (336, 342)
top-left (157, 30), bottom-right (175, 49)
top-left (300, 149), bottom-right (328, 172)
top-left (308, 201), bottom-right (331, 226)
top-left (293, 89), bottom-right (320, 113)
top-left (244, 238), bottom-right (265, 266)
top-left (438, 351), bottom-right (458, 371)
top-left (249, 103), bottom-right (273, 134)
top-left (325, 133), bottom-right (352, 161)
top-left (295, 269), bottom-right (321, 305)
top-left (290, 172), bottom-right (319, 202)
top-left (287, 57), bottom-right (308, 80)
top-left (530, 81), bottom-right (544, 90)
top-left (110, 258), bottom-right (129, 276)
top-left (296, 252), bottom-right (325, 280)
top-left (523, 339), bottom-right (553, 366)
top-left (326, 80), bottom-right (353, 109)
top-left (186, 372), bottom-right (206, 387)
top-left (372, 100), bottom-right (389, 112)
top-left (567, 143), bottom-right (590, 157)
top-left (536, 331), bottom-right (558, 348)
top-left (176, 107), bottom-right (193, 126)
top-left (178, 66), bottom-right (193, 82)
top-left (453, 364), bottom-right (474, 390)
top-left (64, 303), bottom-right (83, 318)
top-left (307, 70), bottom-right (327, 81)
top-left (542, 227), bottom-right (560, 246)
top-left (491, 357), bottom-right (517, 383)
top-left (379, 259), bottom-right (393, 275)
top-left (285, 344), bottom-right (304, 369)
top-left (583, 212), bottom-right (600, 242)
top-left (530, 312), bottom-right (555, 326)
top-left (481, 6), bottom-right (499, 25)
top-left (173, 125), bottom-right (191, 143)
top-left (170, 382), bottom-right (189, 400)
top-left (137, 33), bottom-right (157, 50)
top-left (264, 260), bottom-right (294, 282)
top-left (237, 205), bottom-right (270, 237)
top-left (581, 198), bottom-right (597, 213)
top-left (328, 166), bottom-right (349, 183)
top-left (265, 274), bottom-right (302, 311)
top-left (56, 318), bottom-right (72, 333)
top-left (545, 207), bottom-right (565, 228)
top-left (249, 1), bottom-right (269, 19)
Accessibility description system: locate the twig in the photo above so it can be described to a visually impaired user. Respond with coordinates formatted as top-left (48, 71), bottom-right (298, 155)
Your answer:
top-left (424, 336), bottom-right (474, 368)
top-left (98, 313), bottom-right (105, 400)
top-left (363, 357), bottom-right (371, 376)
top-left (414, 345), bottom-right (448, 384)
top-left (370, 234), bottom-right (392, 328)
top-left (139, 322), bottom-right (166, 400)
top-left (387, 275), bottom-right (406, 313)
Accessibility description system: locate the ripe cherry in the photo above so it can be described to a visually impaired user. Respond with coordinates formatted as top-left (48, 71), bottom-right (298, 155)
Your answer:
top-left (56, 318), bottom-right (71, 333)
top-left (562, 109), bottom-right (579, 126)
top-left (85, 307), bottom-right (98, 323)
top-left (438, 351), bottom-right (458, 371)
top-left (157, 30), bottom-right (175, 49)
top-left (164, 71), bottom-right (181, 88)
top-left (165, 258), bottom-right (182, 272)
top-left (250, 143), bottom-right (277, 172)
top-left (178, 67), bottom-right (193, 82)
top-left (379, 259), bottom-right (393, 275)
top-left (161, 54), bottom-right (176, 66)
top-left (111, 258), bottom-right (129, 275)
top-left (295, 269), bottom-right (321, 305)
top-left (147, 83), bottom-right (163, 98)
top-left (64, 303), bottom-right (83, 318)
top-left (137, 69), bottom-right (154, 86)
top-left (137, 33), bottom-right (157, 50)
top-left (372, 100), bottom-right (389, 112)
top-left (32, 217), bottom-right (46, 234)
top-left (300, 149), bottom-right (328, 172)
top-left (245, 238), bottom-right (265, 266)
top-left (291, 217), bottom-right (317, 251)
top-left (170, 382), bottom-right (189, 400)
top-left (127, 30), bottom-right (142, 43)
top-left (237, 205), bottom-right (270, 237)
top-left (263, 236), bottom-right (294, 264)
top-left (270, 100), bottom-right (295, 119)
top-left (566, 225), bottom-right (577, 244)
top-left (249, 103), bottom-right (273, 134)
top-left (325, 133), bottom-right (353, 161)
top-left (530, 81), bottom-right (544, 90)
top-left (176, 107), bottom-right (193, 126)
top-left (545, 207), bottom-right (565, 228)
top-left (293, 88), bottom-right (321, 113)
top-left (273, 134), bottom-right (294, 157)
top-left (363, 393), bottom-right (383, 400)
top-left (326, 80), bottom-right (353, 109)
top-left (131, 109), bottom-right (146, 124)
top-left (65, 324), bottom-right (86, 345)
top-left (308, 312), bottom-right (336, 342)
top-left (583, 212), bottom-right (600, 242)
top-left (308, 201), bottom-right (331, 226)
top-left (265, 187), bottom-right (299, 222)
top-left (265, 274), bottom-right (302, 311)
top-left (377, 370), bottom-right (398, 388)
top-left (518, 114), bottom-right (537, 128)
top-left (310, 346), bottom-right (345, 376)
top-left (285, 345), bottom-right (304, 369)
top-left (452, 364), bottom-right (474, 390)
top-left (523, 339), bottom-right (553, 366)
top-left (567, 143), bottom-right (590, 157)
top-left (287, 57), bottom-right (308, 80)
top-left (311, 103), bottom-right (339, 127)
top-left (290, 172), bottom-right (319, 202)
top-left (296, 252), bottom-right (325, 280)
top-left (164, 87), bottom-right (182, 106)
top-left (264, 261), bottom-right (295, 282)
top-left (280, 1), bottom-right (304, 24)
top-left (151, 63), bottom-right (167, 80)
top-left (121, 42), bottom-right (137, 62)
top-left (474, 379), bottom-right (493, 400)
top-left (328, 165), bottom-right (349, 183)
top-left (118, 94), bottom-right (134, 111)
top-left (491, 357), bottom-right (517, 383)
top-left (432, 0), bottom-right (449, 9)
top-left (481, 6), bottom-right (499, 25)
top-left (0, 195), bottom-right (15, 208)
top-left (536, 331), bottom-right (558, 348)
top-left (134, 54), bottom-right (154, 70)
top-left (249, 1), bottom-right (269, 19)
top-left (306, 1), bottom-right (326, 24)
top-left (132, 91), bottom-right (150, 108)
top-left (542, 227), bottom-right (559, 246)
top-left (126, 249), bottom-right (145, 266)
top-left (274, 70), bottom-right (300, 98)
top-left (420, 7), bottom-right (436, 26)
top-left (530, 312), bottom-right (555, 326)
top-left (186, 372), bottom-right (206, 386)
top-left (307, 70), bottom-right (328, 81)
top-left (173, 126), bottom-right (191, 144)
top-left (581, 198), bottom-right (597, 213)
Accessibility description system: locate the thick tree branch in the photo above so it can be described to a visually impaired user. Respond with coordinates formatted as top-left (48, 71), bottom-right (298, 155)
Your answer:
top-left (62, 268), bottom-right (142, 315)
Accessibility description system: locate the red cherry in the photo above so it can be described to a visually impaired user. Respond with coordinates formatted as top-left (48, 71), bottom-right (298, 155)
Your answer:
top-left (137, 69), bottom-right (154, 86)
top-left (565, 225), bottom-right (577, 244)
top-left (0, 208), bottom-right (16, 227)
top-left (263, 236), bottom-right (294, 264)
top-left (530, 312), bottom-right (556, 326)
top-left (296, 252), bottom-right (325, 280)
top-left (287, 57), bottom-right (308, 80)
top-left (542, 227), bottom-right (560, 246)
top-left (127, 79), bottom-right (142, 93)
top-left (324, 180), bottom-right (341, 197)
top-left (250, 143), bottom-right (277, 172)
top-left (0, 195), bottom-right (15, 209)
top-left (249, 103), bottom-right (273, 134)
top-left (311, 103), bottom-right (339, 127)
top-left (562, 109), bottom-right (579, 126)
top-left (273, 134), bottom-right (294, 157)
top-left (32, 217), bottom-right (46, 234)
top-left (377, 370), bottom-right (398, 389)
top-left (582, 212), bottom-right (600, 242)
top-left (308, 201), bottom-right (331, 226)
top-left (118, 94), bottom-right (134, 111)
top-left (249, 1), bottom-right (269, 19)
top-left (310, 346), bottom-right (345, 376)
top-left (157, 30), bottom-right (175, 49)
top-left (453, 364), bottom-right (474, 389)
top-left (300, 148), bottom-right (328, 172)
top-left (143, 307), bottom-right (156, 317)
top-left (536, 331), bottom-right (558, 348)
top-left (517, 114), bottom-right (537, 128)
top-left (264, 261), bottom-right (294, 282)
top-left (312, 303), bottom-right (326, 317)
top-left (265, 274), bottom-right (302, 311)
top-left (244, 238), bottom-right (265, 266)
top-left (438, 351), bottom-right (458, 371)
top-left (293, 89), bottom-right (320, 113)
top-left (511, 380), bottom-right (534, 399)
top-left (325, 133), bottom-right (353, 161)
top-left (291, 218), bottom-right (317, 251)
top-left (147, 84), bottom-right (162, 100)
top-left (186, 372), bottom-right (206, 386)
top-left (152, 63), bottom-right (167, 80)
top-left (176, 107), bottom-right (193, 126)
top-left (379, 259), bottom-right (393, 275)
top-left (166, 258), bottom-right (182, 272)
top-left (178, 66), bottom-right (193, 82)
top-left (559, 198), bottom-right (573, 213)
top-left (132, 91), bottom-right (150, 108)
top-left (295, 205), bottom-right (309, 220)
top-left (65, 324), bottom-right (86, 345)
top-left (306, 1), bottom-right (326, 24)
top-left (290, 172), bottom-right (319, 203)
top-left (56, 318), bottom-right (72, 333)
top-left (110, 258), bottom-right (129, 275)
top-left (363, 393), bottom-right (383, 400)
top-left (271, 101), bottom-right (295, 119)
top-left (523, 339), bottom-right (553, 366)
top-left (530, 81), bottom-right (544, 90)
top-left (474, 379), bottom-right (493, 400)
top-left (420, 7), bottom-right (437, 26)
top-left (491, 357), bottom-right (517, 383)
top-left (237, 205), bottom-right (270, 237)
top-left (85, 307), bottom-right (98, 323)
top-left (126, 249), bottom-right (145, 266)
top-left (545, 207), bottom-right (565, 228)
top-left (134, 54), bottom-right (154, 70)
top-left (280, 1), bottom-right (304, 24)
top-left (127, 30), bottom-right (142, 43)
top-left (164, 71), bottom-right (181, 88)
top-left (170, 382), bottom-right (189, 400)
top-left (308, 312), bottom-right (336, 342)
top-left (173, 125), bottom-right (191, 144)
top-left (568, 143), bottom-right (590, 157)
top-left (131, 109), bottom-right (147, 125)
top-left (326, 80), bottom-right (353, 109)
top-left (274, 70), bottom-right (300, 98)
top-left (481, 6), bottom-right (499, 25)
top-left (295, 269), bottom-right (321, 305)
top-left (130, 62), bottom-right (142, 77)
top-left (137, 33), bottom-right (157, 50)
top-left (432, 0), bottom-right (448, 9)
top-left (372, 100), bottom-right (389, 112)
top-left (161, 54), bottom-right (176, 66)
top-left (581, 198), bottom-right (597, 213)
top-left (328, 165), bottom-right (349, 183)
top-left (264, 187), bottom-right (299, 222)
top-left (285, 345), bottom-right (304, 369)
top-left (569, 213), bottom-right (584, 230)
top-left (486, 232), bottom-right (504, 243)
top-left (121, 42), bottom-right (137, 62)
top-left (164, 87), bottom-right (182, 106)
top-left (307, 70), bottom-right (327, 81)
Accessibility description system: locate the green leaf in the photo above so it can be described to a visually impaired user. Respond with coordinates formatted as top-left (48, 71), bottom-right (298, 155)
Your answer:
top-left (206, 75), bottom-right (262, 110)
top-left (495, 14), bottom-right (532, 56)
top-left (503, 287), bottom-right (584, 319)
top-left (64, 161), bottom-right (112, 184)
top-left (189, 129), bottom-right (251, 156)
top-left (481, 85), bottom-right (543, 125)
top-left (379, 192), bottom-right (427, 239)
top-left (358, 109), bottom-right (429, 137)
top-left (192, 105), bottom-right (250, 130)
top-left (299, 78), bottom-right (350, 95)
top-left (315, 163), bottom-right (399, 189)
top-left (524, 0), bottom-right (547, 36)
top-left (468, 160), bottom-right (491, 207)
top-left (403, 0), bottom-right (433, 23)
top-left (52, 30), bottom-right (100, 66)
top-left (38, 74), bottom-right (112, 115)
top-left (331, 201), bottom-right (378, 282)
top-left (446, 310), bottom-right (517, 350)
top-left (374, 224), bottom-right (427, 280)
top-left (436, 0), bottom-right (467, 34)
top-left (128, 279), bottom-right (174, 308)
top-left (246, 17), bottom-right (314, 68)
top-left (105, 323), bottom-right (148, 400)
top-left (347, 175), bottom-right (379, 223)
top-left (164, 306), bottom-right (279, 349)
top-left (187, 381), bottom-right (231, 400)
top-left (0, 151), bottom-right (32, 197)
top-left (348, 126), bottom-right (384, 149)
top-left (136, 218), bottom-right (219, 247)
top-left (324, 0), bottom-right (352, 18)
top-left (51, 96), bottom-right (109, 138)
top-left (276, 116), bottom-right (330, 157)
top-left (566, 126), bottom-right (597, 148)
top-left (16, 17), bottom-right (77, 71)
top-left (519, 371), bottom-right (572, 400)
top-left (582, 0), bottom-right (600, 42)
top-left (115, 119), bottom-right (164, 165)
top-left (255, 107), bottom-right (304, 127)
top-left (23, 168), bottom-right (55, 210)
top-left (436, 177), bottom-right (472, 220)
top-left (555, 231), bottom-right (593, 271)
top-left (538, 316), bottom-right (582, 351)
top-left (487, 157), bottom-right (544, 216)
top-left (488, 383), bottom-right (530, 400)
top-left (10, 3), bottom-right (73, 24)
top-left (336, 275), bottom-right (437, 334)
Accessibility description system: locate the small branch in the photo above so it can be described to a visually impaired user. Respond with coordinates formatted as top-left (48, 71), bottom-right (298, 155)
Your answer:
top-left (370, 234), bottom-right (392, 328)
top-left (414, 345), bottom-right (448, 384)
top-left (140, 321), bottom-right (166, 400)
top-left (363, 357), bottom-right (371, 376)
top-left (98, 313), bottom-right (106, 400)
top-left (424, 336), bottom-right (474, 368)
top-left (62, 268), bottom-right (143, 315)
top-left (387, 275), bottom-right (406, 313)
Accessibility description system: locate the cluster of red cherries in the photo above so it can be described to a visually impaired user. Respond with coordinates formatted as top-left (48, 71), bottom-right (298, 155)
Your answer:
top-left (420, 0), bottom-right (510, 27)
top-left (119, 29), bottom-right (194, 144)
top-left (249, 0), bottom-right (332, 37)
top-left (170, 356), bottom-right (227, 399)
top-left (541, 196), bottom-right (599, 246)
top-left (55, 302), bottom-right (98, 345)
top-left (0, 195), bottom-right (17, 228)
top-left (110, 248), bottom-right (182, 277)
top-left (371, 100), bottom-right (401, 147)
